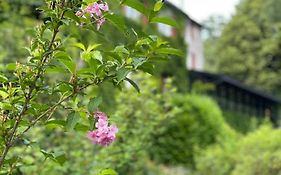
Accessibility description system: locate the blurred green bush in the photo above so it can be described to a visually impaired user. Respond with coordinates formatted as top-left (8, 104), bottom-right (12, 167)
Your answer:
top-left (195, 125), bottom-right (281, 175)
top-left (149, 94), bottom-right (236, 167)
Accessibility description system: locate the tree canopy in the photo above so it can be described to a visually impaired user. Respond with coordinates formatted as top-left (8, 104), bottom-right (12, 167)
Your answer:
top-left (205, 0), bottom-right (281, 95)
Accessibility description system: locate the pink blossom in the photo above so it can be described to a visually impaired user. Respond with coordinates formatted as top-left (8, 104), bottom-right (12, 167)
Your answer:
top-left (95, 118), bottom-right (108, 128)
top-left (99, 3), bottom-right (109, 11)
top-left (86, 2), bottom-right (102, 16)
top-left (75, 10), bottom-right (84, 17)
top-left (87, 111), bottom-right (118, 146)
top-left (94, 111), bottom-right (107, 120)
top-left (96, 18), bottom-right (105, 30)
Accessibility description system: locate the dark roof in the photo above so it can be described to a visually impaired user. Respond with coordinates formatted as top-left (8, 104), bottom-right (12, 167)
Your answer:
top-left (190, 70), bottom-right (281, 103)
top-left (165, 1), bottom-right (203, 28)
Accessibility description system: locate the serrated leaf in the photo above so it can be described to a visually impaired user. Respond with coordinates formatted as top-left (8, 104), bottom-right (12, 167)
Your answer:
top-left (88, 96), bottom-right (103, 113)
top-left (156, 48), bottom-right (184, 57)
top-left (150, 16), bottom-right (178, 27)
top-left (154, 0), bottom-right (164, 12)
top-left (66, 111), bottom-right (80, 131)
top-left (125, 78), bottom-right (140, 93)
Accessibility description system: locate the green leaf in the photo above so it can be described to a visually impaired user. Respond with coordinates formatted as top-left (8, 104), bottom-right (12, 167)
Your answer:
top-left (114, 45), bottom-right (130, 55)
top-left (73, 43), bottom-right (86, 51)
top-left (88, 96), bottom-right (103, 113)
top-left (40, 150), bottom-right (54, 159)
top-left (106, 14), bottom-right (126, 31)
top-left (125, 78), bottom-right (140, 93)
top-left (4, 158), bottom-right (17, 165)
top-left (64, 10), bottom-right (80, 23)
top-left (87, 44), bottom-right (101, 52)
top-left (55, 51), bottom-right (75, 73)
top-left (74, 124), bottom-right (89, 132)
top-left (117, 67), bottom-right (130, 83)
top-left (58, 59), bottom-right (76, 73)
top-left (6, 63), bottom-right (16, 71)
top-left (0, 74), bottom-right (8, 82)
top-left (136, 38), bottom-right (152, 46)
top-left (156, 48), bottom-right (184, 57)
top-left (57, 82), bottom-right (73, 93)
top-left (132, 57), bottom-right (146, 68)
top-left (66, 111), bottom-right (80, 131)
top-left (122, 0), bottom-right (147, 16)
top-left (46, 66), bottom-right (67, 73)
top-left (150, 16), bottom-right (178, 27)
top-left (93, 51), bottom-right (103, 63)
top-left (105, 52), bottom-right (123, 64)
top-left (88, 116), bottom-right (95, 130)
top-left (54, 51), bottom-right (72, 60)
top-left (41, 150), bottom-right (66, 166)
top-left (45, 119), bottom-right (66, 128)
top-left (100, 169), bottom-right (118, 175)
top-left (154, 0), bottom-right (164, 12)
top-left (53, 152), bottom-right (66, 166)
top-left (0, 90), bottom-right (8, 99)
top-left (81, 51), bottom-right (92, 62)
top-left (138, 62), bottom-right (155, 75)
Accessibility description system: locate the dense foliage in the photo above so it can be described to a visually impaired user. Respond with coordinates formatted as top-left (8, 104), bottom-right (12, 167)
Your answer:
top-left (196, 125), bottom-right (281, 175)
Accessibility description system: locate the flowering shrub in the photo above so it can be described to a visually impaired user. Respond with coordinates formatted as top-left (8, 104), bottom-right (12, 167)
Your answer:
top-left (87, 111), bottom-right (118, 146)
top-left (0, 0), bottom-right (181, 173)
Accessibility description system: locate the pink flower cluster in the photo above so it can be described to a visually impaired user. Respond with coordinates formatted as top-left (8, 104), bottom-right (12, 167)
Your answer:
top-left (75, 2), bottom-right (109, 30)
top-left (87, 111), bottom-right (118, 146)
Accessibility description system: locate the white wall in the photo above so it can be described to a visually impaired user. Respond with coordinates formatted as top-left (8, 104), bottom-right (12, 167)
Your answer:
top-left (185, 21), bottom-right (204, 71)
